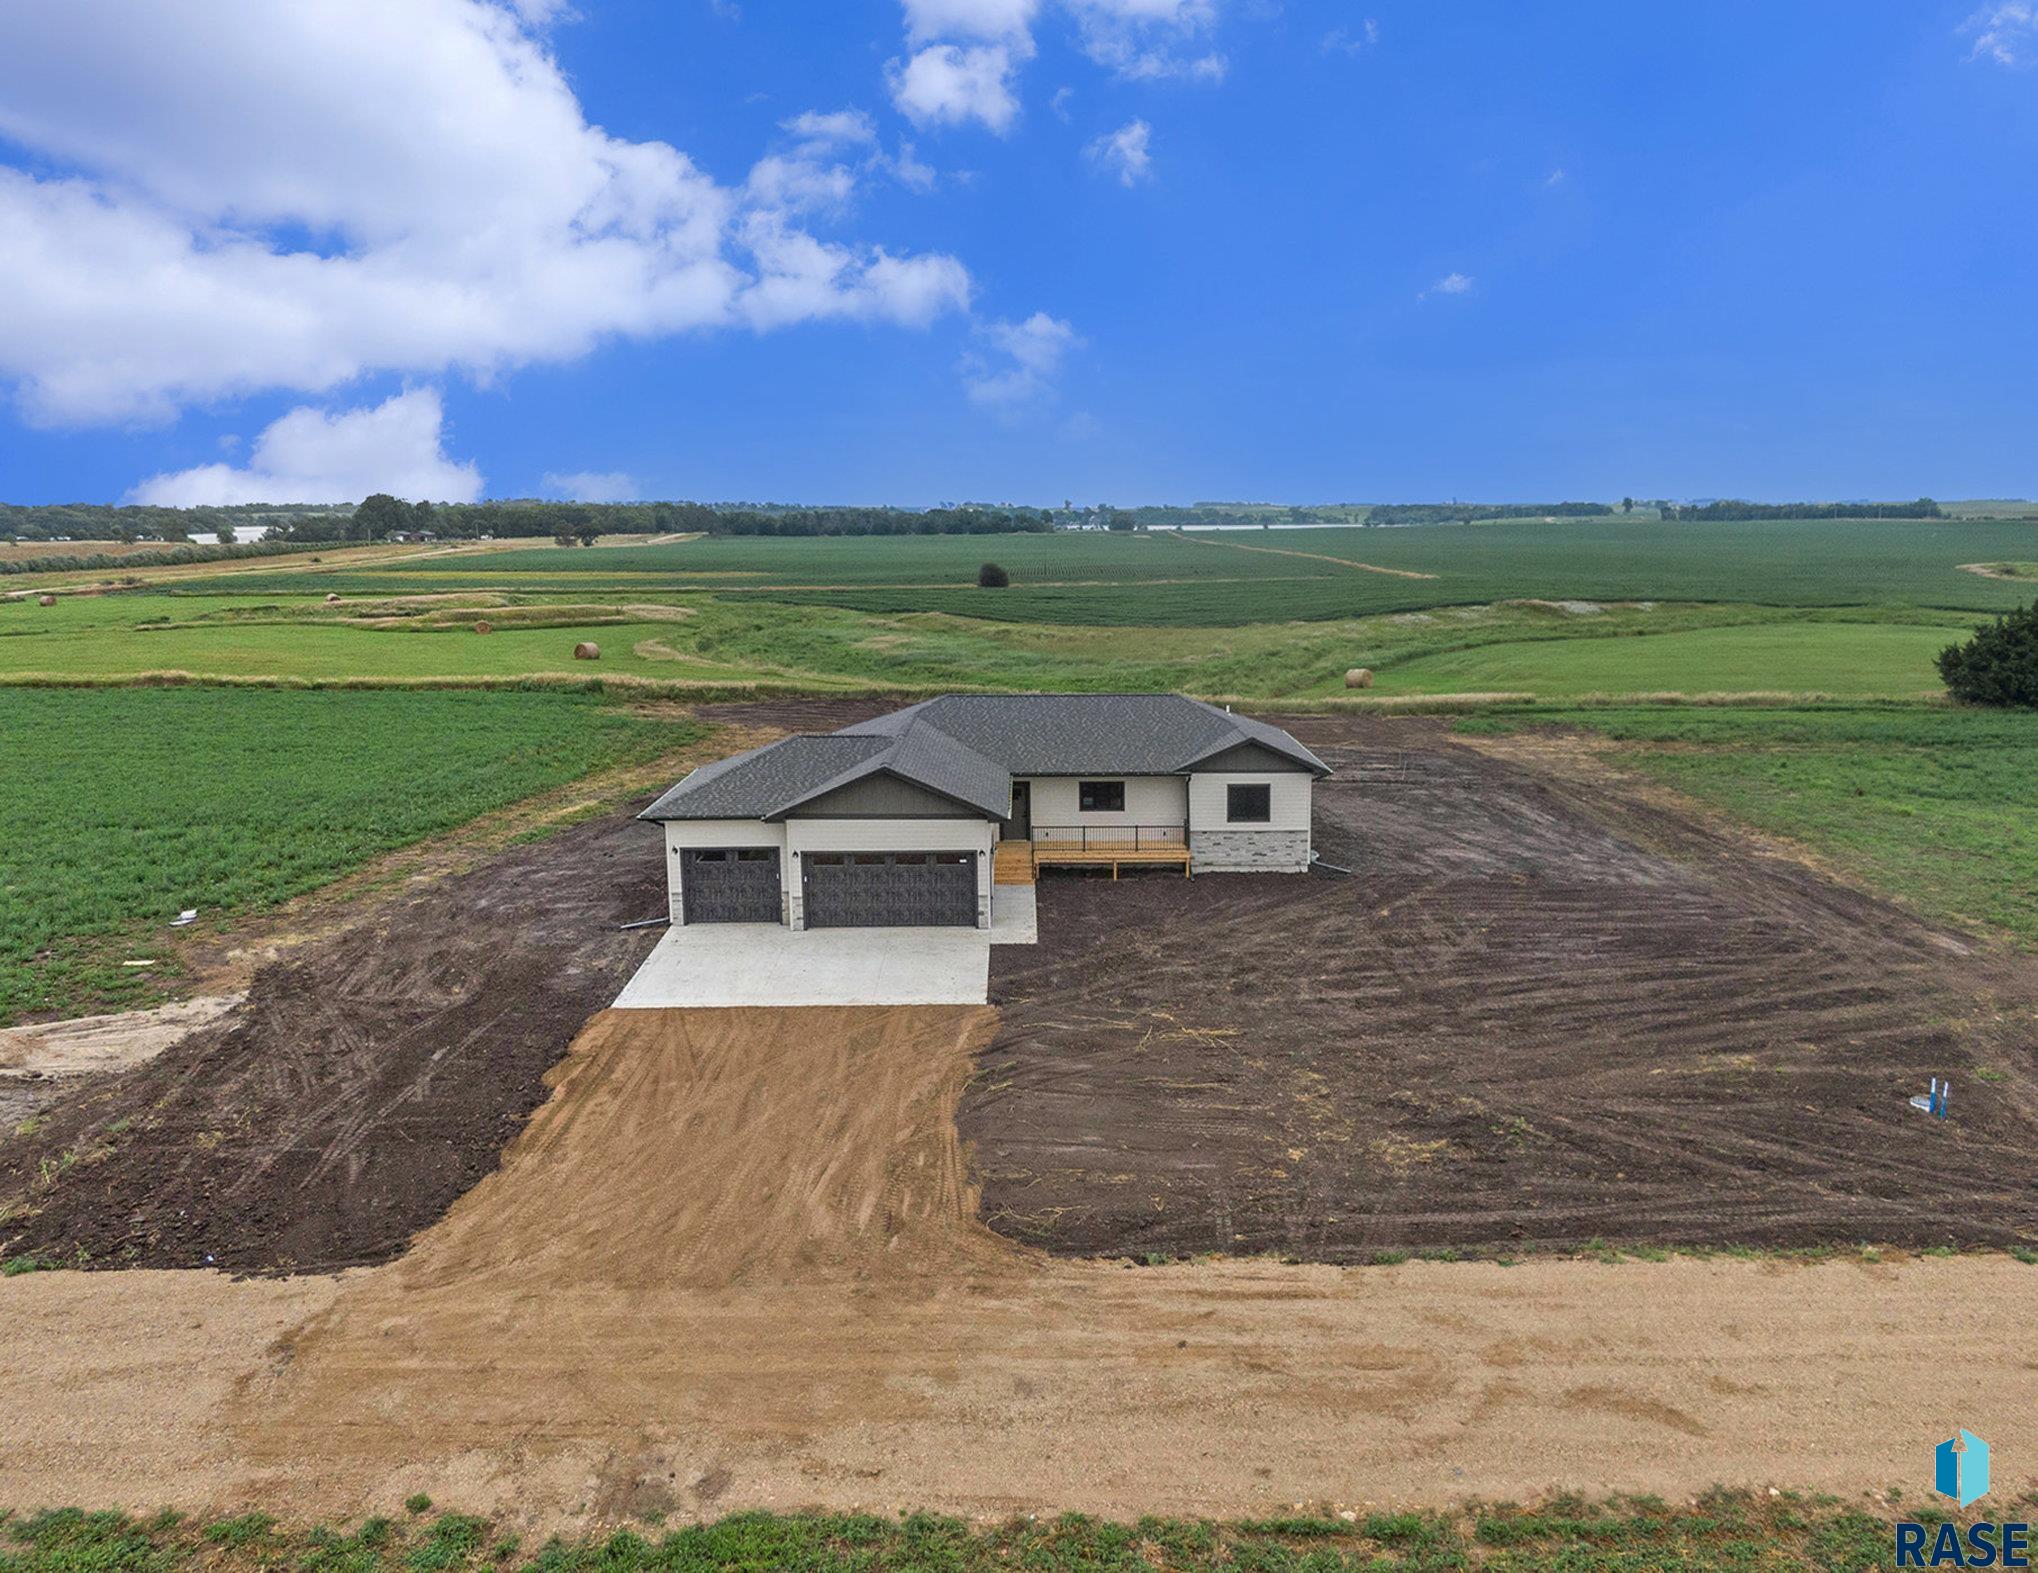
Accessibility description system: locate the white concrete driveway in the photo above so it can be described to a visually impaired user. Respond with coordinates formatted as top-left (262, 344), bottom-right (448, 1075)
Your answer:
top-left (613, 923), bottom-right (990, 1008)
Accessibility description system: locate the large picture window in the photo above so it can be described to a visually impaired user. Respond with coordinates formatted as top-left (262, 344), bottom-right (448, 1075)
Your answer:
top-left (1078, 780), bottom-right (1126, 813)
top-left (1226, 783), bottom-right (1272, 823)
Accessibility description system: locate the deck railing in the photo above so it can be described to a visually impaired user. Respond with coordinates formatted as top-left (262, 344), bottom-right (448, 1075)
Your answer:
top-left (1029, 824), bottom-right (1188, 853)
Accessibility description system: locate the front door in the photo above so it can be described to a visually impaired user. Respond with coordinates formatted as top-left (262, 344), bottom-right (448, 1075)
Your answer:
top-left (1006, 781), bottom-right (1032, 840)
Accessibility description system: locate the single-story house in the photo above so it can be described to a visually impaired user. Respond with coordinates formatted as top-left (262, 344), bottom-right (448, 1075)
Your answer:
top-left (640, 693), bottom-right (1331, 931)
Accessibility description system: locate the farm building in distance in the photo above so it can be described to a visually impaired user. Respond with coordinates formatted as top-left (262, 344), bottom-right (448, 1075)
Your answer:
top-left (640, 693), bottom-right (1332, 929)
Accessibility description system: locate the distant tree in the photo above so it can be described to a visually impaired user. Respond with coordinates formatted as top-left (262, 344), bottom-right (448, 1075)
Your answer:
top-left (977, 561), bottom-right (1010, 588)
top-left (1622, 496), bottom-right (1634, 514)
top-left (354, 493), bottom-right (412, 540)
top-left (553, 530), bottom-right (576, 548)
top-left (575, 521), bottom-right (600, 547)
top-left (412, 499), bottom-right (437, 534)
top-left (1939, 603), bottom-right (2038, 708)
top-left (214, 522), bottom-right (236, 545)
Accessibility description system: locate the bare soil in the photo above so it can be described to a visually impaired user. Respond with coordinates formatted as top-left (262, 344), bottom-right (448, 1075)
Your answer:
top-left (6, 1004), bottom-right (2036, 1528)
top-left (969, 713), bottom-right (2038, 1259)
top-left (0, 810), bottom-right (669, 1271)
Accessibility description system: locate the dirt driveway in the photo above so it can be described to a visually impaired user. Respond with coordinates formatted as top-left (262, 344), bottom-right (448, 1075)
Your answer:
top-left (6, 1002), bottom-right (2036, 1528)
top-left (971, 714), bottom-right (2038, 1259)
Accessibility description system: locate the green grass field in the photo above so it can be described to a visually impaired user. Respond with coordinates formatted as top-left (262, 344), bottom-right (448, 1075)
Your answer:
top-left (0, 592), bottom-right (1996, 703)
top-left (1458, 706), bottom-right (2038, 943)
top-left (0, 1494), bottom-right (1958, 1573)
top-left (144, 516), bottom-right (2038, 625)
top-left (0, 688), bottom-right (676, 1024)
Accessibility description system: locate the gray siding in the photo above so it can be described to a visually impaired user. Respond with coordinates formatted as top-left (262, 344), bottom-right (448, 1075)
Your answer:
top-left (790, 772), bottom-right (986, 819)
top-left (1192, 740), bottom-right (1314, 775)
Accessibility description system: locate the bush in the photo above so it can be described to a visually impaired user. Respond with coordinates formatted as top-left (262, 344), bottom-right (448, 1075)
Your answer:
top-left (977, 561), bottom-right (1010, 588)
top-left (1939, 602), bottom-right (2038, 707)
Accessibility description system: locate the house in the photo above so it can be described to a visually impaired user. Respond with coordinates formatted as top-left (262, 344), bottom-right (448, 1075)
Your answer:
top-left (640, 694), bottom-right (1331, 930)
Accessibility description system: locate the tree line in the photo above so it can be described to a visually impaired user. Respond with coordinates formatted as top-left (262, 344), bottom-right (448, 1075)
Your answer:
top-left (1661, 499), bottom-right (1944, 521)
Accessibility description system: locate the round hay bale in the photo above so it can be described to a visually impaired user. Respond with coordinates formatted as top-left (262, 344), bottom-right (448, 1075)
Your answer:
top-left (38, 594), bottom-right (58, 607)
top-left (1344, 667), bottom-right (1374, 689)
top-left (324, 592), bottom-right (342, 604)
top-left (473, 620), bottom-right (494, 635)
top-left (573, 641), bottom-right (601, 661)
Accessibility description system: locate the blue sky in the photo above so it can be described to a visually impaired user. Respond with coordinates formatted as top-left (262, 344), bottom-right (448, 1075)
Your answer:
top-left (2, 0), bottom-right (2035, 506)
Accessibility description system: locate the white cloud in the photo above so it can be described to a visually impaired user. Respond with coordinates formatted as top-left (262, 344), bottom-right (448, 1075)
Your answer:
top-left (1321, 18), bottom-right (1379, 57)
top-left (129, 388), bottom-right (481, 505)
top-left (1064, 0), bottom-right (1223, 81)
top-left (1544, 166), bottom-right (1567, 188)
top-left (889, 0), bottom-right (1221, 131)
top-left (962, 312), bottom-right (1081, 406)
top-left (541, 468), bottom-right (639, 501)
top-left (887, 42), bottom-right (1029, 132)
top-left (736, 214), bottom-right (972, 330)
top-left (1050, 85), bottom-right (1076, 120)
top-left (781, 108), bottom-right (879, 148)
top-left (0, 0), bottom-right (972, 427)
top-left (1085, 119), bottom-right (1154, 185)
top-left (1420, 271), bottom-right (1474, 300)
top-left (1966, 3), bottom-right (2038, 64)
top-left (903, 0), bottom-right (1040, 43)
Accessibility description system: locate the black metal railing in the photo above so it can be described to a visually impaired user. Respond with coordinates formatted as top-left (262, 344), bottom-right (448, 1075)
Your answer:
top-left (1029, 824), bottom-right (1187, 853)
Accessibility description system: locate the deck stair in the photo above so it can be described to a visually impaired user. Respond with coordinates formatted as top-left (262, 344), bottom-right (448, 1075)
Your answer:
top-left (993, 840), bottom-right (1037, 885)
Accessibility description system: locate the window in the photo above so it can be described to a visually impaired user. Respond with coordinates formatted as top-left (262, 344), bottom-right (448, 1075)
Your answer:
top-left (736, 848), bottom-right (775, 862)
top-left (807, 853), bottom-right (845, 866)
top-left (1078, 780), bottom-right (1126, 813)
top-left (1227, 783), bottom-right (1272, 824)
top-left (693, 850), bottom-right (727, 862)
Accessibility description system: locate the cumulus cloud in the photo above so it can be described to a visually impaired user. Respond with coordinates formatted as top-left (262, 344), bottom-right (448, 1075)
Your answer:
top-left (1419, 271), bottom-right (1474, 300)
top-left (962, 312), bottom-right (1081, 406)
top-left (541, 468), bottom-right (639, 502)
top-left (129, 388), bottom-right (481, 505)
top-left (1085, 119), bottom-right (1153, 185)
top-left (0, 0), bottom-right (972, 427)
top-left (888, 42), bottom-right (1029, 132)
top-left (888, 0), bottom-right (1221, 130)
top-left (1966, 2), bottom-right (2038, 64)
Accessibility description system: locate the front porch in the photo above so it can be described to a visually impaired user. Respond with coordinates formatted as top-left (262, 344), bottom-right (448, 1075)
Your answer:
top-left (994, 825), bottom-right (1193, 883)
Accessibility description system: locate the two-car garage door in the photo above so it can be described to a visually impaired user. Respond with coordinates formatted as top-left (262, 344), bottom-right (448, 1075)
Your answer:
top-left (682, 847), bottom-right (979, 927)
top-left (803, 851), bottom-right (978, 928)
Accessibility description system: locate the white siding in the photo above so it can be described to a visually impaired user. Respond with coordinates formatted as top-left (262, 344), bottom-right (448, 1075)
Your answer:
top-left (1187, 771), bottom-right (1313, 834)
top-left (662, 820), bottom-right (789, 925)
top-left (784, 818), bottom-right (997, 929)
top-left (1023, 775), bottom-right (1187, 834)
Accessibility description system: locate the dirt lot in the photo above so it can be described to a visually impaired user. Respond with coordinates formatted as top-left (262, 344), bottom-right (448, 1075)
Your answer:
top-left (0, 807), bottom-right (671, 1271)
top-left (970, 714), bottom-right (2038, 1259)
top-left (6, 1002), bottom-right (2036, 1527)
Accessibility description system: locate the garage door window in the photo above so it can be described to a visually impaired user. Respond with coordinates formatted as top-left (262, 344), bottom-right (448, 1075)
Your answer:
top-left (736, 848), bottom-right (775, 862)
top-left (1227, 783), bottom-right (1272, 823)
top-left (694, 849), bottom-right (727, 862)
top-left (1079, 780), bottom-right (1126, 812)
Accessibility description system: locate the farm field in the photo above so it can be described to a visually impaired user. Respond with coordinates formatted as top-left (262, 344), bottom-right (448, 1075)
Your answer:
top-left (0, 687), bottom-right (678, 1024)
top-left (1460, 706), bottom-right (2038, 944)
top-left (108, 515), bottom-right (2038, 624)
top-left (1369, 618), bottom-right (1969, 699)
top-left (0, 589), bottom-right (1991, 702)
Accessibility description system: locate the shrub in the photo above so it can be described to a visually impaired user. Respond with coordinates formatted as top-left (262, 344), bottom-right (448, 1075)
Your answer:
top-left (1939, 602), bottom-right (2038, 707)
top-left (977, 561), bottom-right (1010, 588)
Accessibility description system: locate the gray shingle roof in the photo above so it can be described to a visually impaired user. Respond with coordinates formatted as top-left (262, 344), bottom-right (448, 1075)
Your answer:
top-left (641, 694), bottom-right (1327, 822)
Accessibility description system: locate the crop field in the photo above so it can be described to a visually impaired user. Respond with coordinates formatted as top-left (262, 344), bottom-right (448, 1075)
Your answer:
top-left (172, 516), bottom-right (2038, 625)
top-left (0, 590), bottom-right (1998, 703)
top-left (0, 687), bottom-right (673, 1023)
top-left (1459, 705), bottom-right (2038, 944)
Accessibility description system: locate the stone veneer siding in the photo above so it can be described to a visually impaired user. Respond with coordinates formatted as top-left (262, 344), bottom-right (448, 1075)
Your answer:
top-left (1189, 828), bottom-right (1311, 873)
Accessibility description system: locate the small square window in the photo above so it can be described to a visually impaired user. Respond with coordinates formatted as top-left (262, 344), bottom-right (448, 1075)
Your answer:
top-left (735, 848), bottom-right (775, 862)
top-left (1227, 783), bottom-right (1272, 824)
top-left (1078, 780), bottom-right (1126, 813)
top-left (693, 850), bottom-right (727, 862)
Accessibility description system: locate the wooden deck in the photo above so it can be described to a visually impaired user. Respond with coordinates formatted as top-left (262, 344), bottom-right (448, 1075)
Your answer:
top-left (993, 841), bottom-right (1037, 886)
top-left (1014, 838), bottom-right (1192, 880)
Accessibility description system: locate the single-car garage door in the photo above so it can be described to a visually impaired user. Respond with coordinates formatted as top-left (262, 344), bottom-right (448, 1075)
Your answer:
top-left (682, 847), bottom-right (782, 923)
top-left (802, 851), bottom-right (979, 928)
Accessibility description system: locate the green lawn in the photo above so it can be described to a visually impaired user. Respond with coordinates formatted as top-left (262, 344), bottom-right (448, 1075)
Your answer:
top-left (0, 1495), bottom-right (1942, 1573)
top-left (0, 688), bottom-right (678, 1024)
top-left (1458, 706), bottom-right (2038, 944)
top-left (1376, 620), bottom-right (1969, 699)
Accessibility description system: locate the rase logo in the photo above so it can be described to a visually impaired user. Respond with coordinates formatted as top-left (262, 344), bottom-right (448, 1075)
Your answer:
top-left (1897, 1430), bottom-right (2029, 1568)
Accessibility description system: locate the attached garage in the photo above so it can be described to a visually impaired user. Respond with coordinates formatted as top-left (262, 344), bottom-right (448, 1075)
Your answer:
top-left (679, 847), bottom-right (782, 923)
top-left (802, 850), bottom-right (979, 928)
